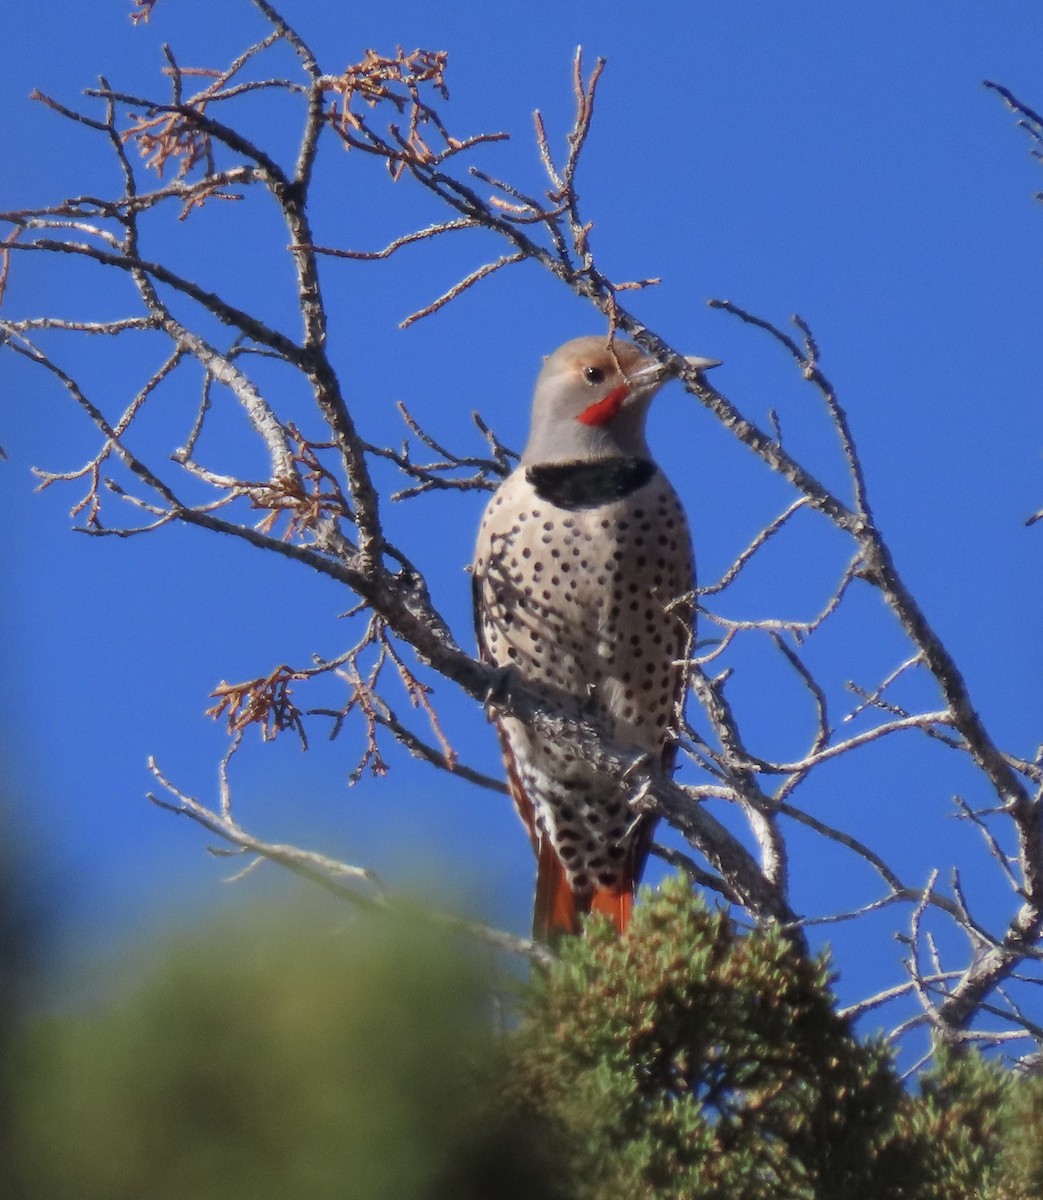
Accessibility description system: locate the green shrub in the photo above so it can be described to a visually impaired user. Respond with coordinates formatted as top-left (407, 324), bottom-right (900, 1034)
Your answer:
top-left (506, 875), bottom-right (915, 1199)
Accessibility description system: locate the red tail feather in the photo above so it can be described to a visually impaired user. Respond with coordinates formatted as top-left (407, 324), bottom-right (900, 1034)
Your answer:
top-left (589, 885), bottom-right (634, 935)
top-left (532, 841), bottom-right (581, 943)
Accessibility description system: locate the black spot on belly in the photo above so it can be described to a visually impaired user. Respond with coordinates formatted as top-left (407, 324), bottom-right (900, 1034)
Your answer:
top-left (526, 458), bottom-right (656, 510)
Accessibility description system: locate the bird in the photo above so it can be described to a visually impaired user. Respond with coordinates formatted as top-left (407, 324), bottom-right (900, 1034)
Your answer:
top-left (472, 336), bottom-right (717, 943)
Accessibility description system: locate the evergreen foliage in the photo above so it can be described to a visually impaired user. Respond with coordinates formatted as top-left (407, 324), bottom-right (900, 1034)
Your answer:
top-left (508, 875), bottom-right (914, 1199)
top-left (506, 878), bottom-right (1043, 1199)
top-left (897, 1049), bottom-right (1043, 1200)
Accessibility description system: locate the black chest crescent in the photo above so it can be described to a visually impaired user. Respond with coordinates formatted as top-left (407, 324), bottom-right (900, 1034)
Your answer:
top-left (525, 457), bottom-right (656, 511)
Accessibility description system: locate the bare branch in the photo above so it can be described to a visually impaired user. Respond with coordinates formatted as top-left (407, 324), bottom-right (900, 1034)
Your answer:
top-left (698, 498), bottom-right (812, 597)
top-left (306, 218), bottom-right (481, 261)
top-left (148, 748), bottom-right (548, 962)
top-left (400, 251), bottom-right (526, 328)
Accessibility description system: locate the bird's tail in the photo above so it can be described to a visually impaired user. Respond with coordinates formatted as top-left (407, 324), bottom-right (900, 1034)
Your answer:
top-left (532, 840), bottom-right (582, 944)
top-left (589, 885), bottom-right (634, 934)
top-left (532, 841), bottom-right (635, 944)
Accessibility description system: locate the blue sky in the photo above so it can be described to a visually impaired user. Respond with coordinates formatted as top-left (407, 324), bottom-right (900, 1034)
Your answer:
top-left (2, 0), bottom-right (1041, 1041)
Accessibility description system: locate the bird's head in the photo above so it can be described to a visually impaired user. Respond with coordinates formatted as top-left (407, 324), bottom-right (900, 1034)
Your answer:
top-left (521, 336), bottom-right (719, 465)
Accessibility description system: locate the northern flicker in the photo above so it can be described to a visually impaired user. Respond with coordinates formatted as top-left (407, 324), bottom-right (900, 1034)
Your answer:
top-left (472, 336), bottom-right (716, 943)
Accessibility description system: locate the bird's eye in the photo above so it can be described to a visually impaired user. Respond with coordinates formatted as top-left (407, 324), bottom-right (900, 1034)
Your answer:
top-left (583, 366), bottom-right (606, 385)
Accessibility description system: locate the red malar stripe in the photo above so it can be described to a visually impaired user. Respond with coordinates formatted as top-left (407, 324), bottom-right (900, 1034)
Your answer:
top-left (578, 383), bottom-right (630, 426)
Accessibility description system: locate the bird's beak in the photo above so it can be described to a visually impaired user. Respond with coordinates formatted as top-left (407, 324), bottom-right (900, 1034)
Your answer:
top-left (683, 355), bottom-right (723, 373)
top-left (627, 354), bottom-right (722, 391)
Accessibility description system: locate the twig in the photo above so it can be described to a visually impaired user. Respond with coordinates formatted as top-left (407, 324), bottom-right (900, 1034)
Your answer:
top-left (400, 252), bottom-right (525, 327)
top-left (698, 498), bottom-right (812, 597)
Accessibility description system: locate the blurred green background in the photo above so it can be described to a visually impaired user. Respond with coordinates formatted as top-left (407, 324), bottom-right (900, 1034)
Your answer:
top-left (0, 832), bottom-right (560, 1200)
